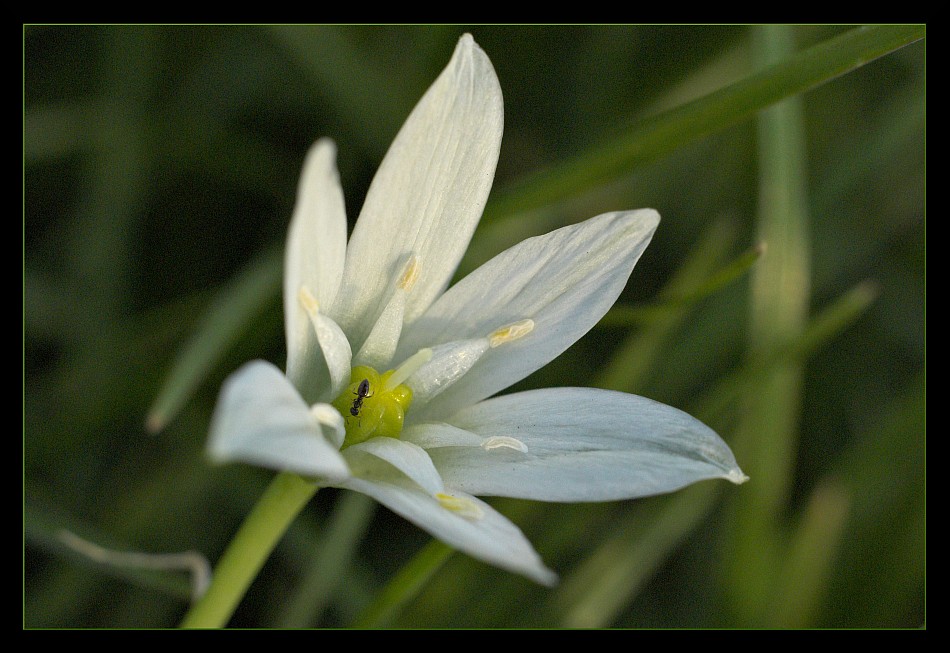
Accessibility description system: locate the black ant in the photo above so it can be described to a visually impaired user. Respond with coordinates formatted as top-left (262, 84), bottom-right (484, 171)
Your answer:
top-left (350, 379), bottom-right (372, 417)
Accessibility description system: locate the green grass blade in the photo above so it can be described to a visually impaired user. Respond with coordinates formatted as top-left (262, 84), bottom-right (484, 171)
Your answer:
top-left (146, 245), bottom-right (282, 433)
top-left (486, 25), bottom-right (924, 220)
top-left (767, 480), bottom-right (851, 627)
top-left (352, 540), bottom-right (454, 628)
top-left (552, 484), bottom-right (721, 628)
top-left (65, 28), bottom-right (158, 330)
top-left (597, 236), bottom-right (763, 330)
top-left (725, 25), bottom-right (812, 624)
top-left (24, 98), bottom-right (107, 161)
top-left (696, 281), bottom-right (878, 421)
top-left (594, 219), bottom-right (740, 392)
top-left (820, 375), bottom-right (926, 627)
top-left (277, 493), bottom-right (376, 628)
top-left (267, 25), bottom-right (441, 157)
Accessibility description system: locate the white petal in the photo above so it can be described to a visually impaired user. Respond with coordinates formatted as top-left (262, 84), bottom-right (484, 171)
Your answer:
top-left (337, 476), bottom-right (557, 586)
top-left (404, 422), bottom-right (529, 453)
top-left (402, 422), bottom-right (485, 449)
top-left (399, 210), bottom-right (660, 421)
top-left (331, 34), bottom-right (503, 349)
top-left (404, 338), bottom-right (489, 408)
top-left (307, 307), bottom-right (353, 401)
top-left (309, 403), bottom-right (346, 450)
top-left (425, 387), bottom-right (747, 501)
top-left (284, 139), bottom-right (348, 392)
top-left (207, 360), bottom-right (350, 482)
top-left (353, 280), bottom-right (408, 369)
top-left (343, 437), bottom-right (444, 497)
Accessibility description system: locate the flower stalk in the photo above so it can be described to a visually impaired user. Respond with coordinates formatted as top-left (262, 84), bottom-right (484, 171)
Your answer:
top-left (180, 472), bottom-right (317, 628)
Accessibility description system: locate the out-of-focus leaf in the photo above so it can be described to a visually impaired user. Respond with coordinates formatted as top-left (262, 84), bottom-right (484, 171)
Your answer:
top-left (486, 25), bottom-right (924, 221)
top-left (146, 245), bottom-right (281, 433)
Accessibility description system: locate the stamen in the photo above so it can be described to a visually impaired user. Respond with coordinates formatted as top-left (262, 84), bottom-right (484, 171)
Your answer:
top-left (298, 286), bottom-right (320, 316)
top-left (405, 338), bottom-right (489, 406)
top-left (436, 492), bottom-right (485, 520)
top-left (405, 319), bottom-right (534, 412)
top-left (383, 348), bottom-right (433, 391)
top-left (488, 318), bottom-right (535, 348)
top-left (481, 436), bottom-right (528, 453)
top-left (398, 255), bottom-right (420, 291)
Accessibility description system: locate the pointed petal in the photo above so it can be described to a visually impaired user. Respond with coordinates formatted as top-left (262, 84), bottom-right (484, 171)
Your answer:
top-left (331, 34), bottom-right (503, 349)
top-left (343, 437), bottom-right (444, 497)
top-left (404, 337), bottom-right (489, 408)
top-left (338, 476), bottom-right (557, 586)
top-left (353, 272), bottom-right (409, 369)
top-left (208, 360), bottom-right (350, 482)
top-left (424, 387), bottom-right (746, 501)
top-left (284, 139), bottom-right (348, 392)
top-left (399, 210), bottom-right (660, 421)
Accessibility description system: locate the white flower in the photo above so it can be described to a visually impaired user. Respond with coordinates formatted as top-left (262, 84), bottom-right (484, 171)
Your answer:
top-left (208, 34), bottom-right (747, 586)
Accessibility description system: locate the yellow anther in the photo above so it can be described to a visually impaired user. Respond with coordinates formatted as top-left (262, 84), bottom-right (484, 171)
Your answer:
top-left (298, 286), bottom-right (320, 315)
top-left (436, 492), bottom-right (485, 520)
top-left (481, 436), bottom-right (528, 453)
top-left (398, 255), bottom-right (421, 291)
top-left (488, 318), bottom-right (535, 348)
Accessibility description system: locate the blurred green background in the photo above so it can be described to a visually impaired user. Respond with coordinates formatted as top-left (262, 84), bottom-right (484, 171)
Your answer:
top-left (24, 25), bottom-right (924, 628)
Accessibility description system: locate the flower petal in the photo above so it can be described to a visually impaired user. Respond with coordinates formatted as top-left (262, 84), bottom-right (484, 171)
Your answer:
top-left (423, 387), bottom-right (747, 501)
top-left (331, 34), bottom-right (503, 350)
top-left (309, 402), bottom-right (346, 450)
top-left (337, 476), bottom-right (557, 586)
top-left (402, 421), bottom-right (486, 448)
top-left (301, 300), bottom-right (352, 401)
top-left (343, 437), bottom-right (444, 497)
top-left (284, 139), bottom-right (349, 394)
top-left (399, 210), bottom-right (660, 421)
top-left (404, 337), bottom-right (489, 408)
top-left (208, 360), bottom-right (350, 482)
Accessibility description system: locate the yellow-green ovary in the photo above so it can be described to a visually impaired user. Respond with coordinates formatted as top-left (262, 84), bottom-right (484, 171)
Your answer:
top-left (331, 365), bottom-right (414, 448)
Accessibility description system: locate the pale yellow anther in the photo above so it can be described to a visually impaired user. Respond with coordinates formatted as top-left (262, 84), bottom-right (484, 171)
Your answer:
top-left (436, 492), bottom-right (485, 520)
top-left (481, 436), bottom-right (528, 453)
top-left (298, 286), bottom-right (320, 316)
top-left (398, 255), bottom-right (421, 291)
top-left (488, 318), bottom-right (535, 348)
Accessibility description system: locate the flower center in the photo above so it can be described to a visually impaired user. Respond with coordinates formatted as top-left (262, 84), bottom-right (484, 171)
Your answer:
top-left (330, 348), bottom-right (431, 448)
top-left (331, 366), bottom-right (413, 448)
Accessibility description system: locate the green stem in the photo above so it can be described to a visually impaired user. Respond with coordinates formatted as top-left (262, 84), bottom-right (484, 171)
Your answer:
top-left (353, 540), bottom-right (454, 628)
top-left (727, 24), bottom-right (811, 625)
top-left (179, 472), bottom-right (318, 628)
